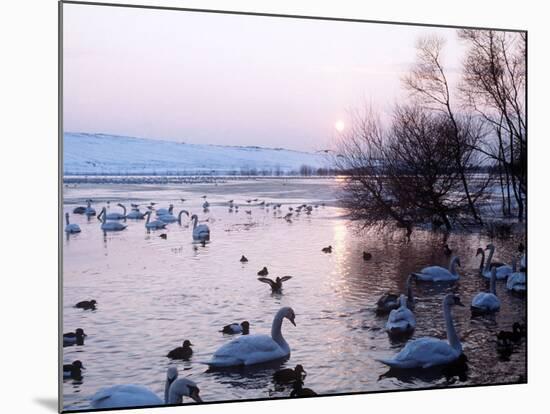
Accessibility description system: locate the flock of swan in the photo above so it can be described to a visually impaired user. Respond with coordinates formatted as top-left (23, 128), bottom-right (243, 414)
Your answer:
top-left (63, 196), bottom-right (526, 409)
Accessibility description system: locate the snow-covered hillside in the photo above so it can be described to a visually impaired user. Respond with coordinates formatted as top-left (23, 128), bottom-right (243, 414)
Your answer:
top-left (63, 133), bottom-right (329, 175)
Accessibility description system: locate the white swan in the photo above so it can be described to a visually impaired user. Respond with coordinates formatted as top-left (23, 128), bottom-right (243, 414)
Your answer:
top-left (378, 294), bottom-right (464, 369)
top-left (206, 307), bottom-right (296, 368)
top-left (90, 367), bottom-right (202, 409)
top-left (64, 213), bottom-right (81, 233)
top-left (481, 244), bottom-right (512, 280)
top-left (84, 200), bottom-right (96, 216)
top-left (158, 212), bottom-right (178, 223)
top-left (191, 214), bottom-right (210, 240)
top-left (506, 259), bottom-right (526, 293)
top-left (126, 205), bottom-right (146, 219)
top-left (102, 203), bottom-right (126, 220)
top-left (471, 267), bottom-right (500, 313)
top-left (413, 256), bottom-right (460, 282)
top-left (144, 211), bottom-right (167, 230)
top-left (98, 208), bottom-right (127, 231)
top-left (385, 294), bottom-right (416, 335)
top-left (156, 204), bottom-right (174, 217)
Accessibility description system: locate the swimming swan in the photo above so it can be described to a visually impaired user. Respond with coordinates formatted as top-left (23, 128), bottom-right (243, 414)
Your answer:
top-left (190, 214), bottom-right (210, 240)
top-left (376, 274), bottom-right (415, 315)
top-left (84, 200), bottom-right (96, 216)
top-left (144, 211), bottom-right (167, 230)
top-left (65, 213), bottom-right (81, 233)
top-left (385, 294), bottom-right (416, 335)
top-left (102, 204), bottom-right (126, 220)
top-left (156, 204), bottom-right (174, 217)
top-left (99, 208), bottom-right (127, 231)
top-left (126, 206), bottom-right (146, 219)
top-left (90, 367), bottom-right (202, 409)
top-left (471, 267), bottom-right (500, 314)
top-left (378, 294), bottom-right (464, 369)
top-left (206, 307), bottom-right (296, 368)
top-left (413, 256), bottom-right (461, 282)
top-left (506, 260), bottom-right (526, 293)
top-left (480, 244), bottom-right (512, 280)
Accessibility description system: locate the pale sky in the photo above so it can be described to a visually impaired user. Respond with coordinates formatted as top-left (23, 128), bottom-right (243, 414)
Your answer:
top-left (63, 3), bottom-right (465, 152)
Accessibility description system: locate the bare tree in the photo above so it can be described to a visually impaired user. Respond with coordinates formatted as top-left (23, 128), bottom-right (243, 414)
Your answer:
top-left (458, 29), bottom-right (526, 220)
top-left (334, 105), bottom-right (489, 238)
top-left (403, 35), bottom-right (483, 224)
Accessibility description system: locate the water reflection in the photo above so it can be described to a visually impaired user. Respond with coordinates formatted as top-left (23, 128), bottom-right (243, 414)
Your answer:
top-left (62, 180), bottom-right (526, 410)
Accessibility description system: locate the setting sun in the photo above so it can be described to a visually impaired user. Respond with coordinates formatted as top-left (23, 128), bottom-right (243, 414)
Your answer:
top-left (334, 120), bottom-right (345, 132)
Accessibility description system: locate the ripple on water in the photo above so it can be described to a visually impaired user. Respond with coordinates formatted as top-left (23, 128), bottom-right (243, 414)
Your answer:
top-left (62, 181), bottom-right (526, 410)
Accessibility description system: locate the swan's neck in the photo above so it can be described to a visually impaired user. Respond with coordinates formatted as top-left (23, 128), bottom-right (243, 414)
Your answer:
top-left (449, 258), bottom-right (458, 275)
top-left (271, 309), bottom-right (289, 351)
top-left (400, 295), bottom-right (408, 309)
top-left (406, 276), bottom-right (413, 303)
top-left (146, 213), bottom-right (151, 224)
top-left (164, 376), bottom-right (174, 404)
top-left (490, 270), bottom-right (497, 295)
top-left (192, 216), bottom-right (198, 229)
top-left (478, 250), bottom-right (485, 272)
top-left (120, 205), bottom-right (126, 215)
top-left (443, 302), bottom-right (461, 352)
top-left (65, 215), bottom-right (69, 225)
top-left (485, 247), bottom-right (494, 272)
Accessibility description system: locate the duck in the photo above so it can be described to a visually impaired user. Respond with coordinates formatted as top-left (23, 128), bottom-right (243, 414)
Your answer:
top-left (378, 294), bottom-right (464, 369)
top-left (385, 294), bottom-right (416, 336)
top-left (258, 276), bottom-right (292, 293)
top-left (506, 259), bottom-right (526, 293)
top-left (363, 251), bottom-right (372, 261)
top-left (63, 360), bottom-right (84, 379)
top-left (497, 322), bottom-right (525, 345)
top-left (257, 267), bottom-right (269, 276)
top-left (159, 233), bottom-right (167, 240)
top-left (205, 307), bottom-right (296, 368)
top-left (63, 328), bottom-right (86, 347)
top-left (479, 244), bottom-right (513, 279)
top-left (413, 256), bottom-right (461, 282)
top-left (75, 300), bottom-right (97, 310)
top-left (84, 200), bottom-right (96, 216)
top-left (90, 367), bottom-right (202, 408)
top-left (167, 340), bottom-right (193, 360)
top-left (274, 364), bottom-right (306, 384)
top-left (322, 246), bottom-right (332, 253)
top-left (103, 203), bottom-right (126, 220)
top-left (240, 255), bottom-right (248, 263)
top-left (98, 208), bottom-right (127, 231)
top-left (144, 211), bottom-right (167, 230)
top-left (290, 380), bottom-right (317, 397)
top-left (64, 213), bottom-right (81, 233)
top-left (376, 274), bottom-right (415, 315)
top-left (471, 267), bottom-right (500, 314)
top-left (155, 204), bottom-right (174, 217)
top-left (220, 321), bottom-right (250, 335)
top-left (190, 214), bottom-right (210, 240)
top-left (73, 206), bottom-right (86, 214)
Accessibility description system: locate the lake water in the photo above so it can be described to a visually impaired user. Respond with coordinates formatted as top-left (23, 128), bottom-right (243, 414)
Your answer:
top-left (62, 179), bottom-right (526, 411)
